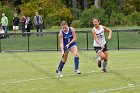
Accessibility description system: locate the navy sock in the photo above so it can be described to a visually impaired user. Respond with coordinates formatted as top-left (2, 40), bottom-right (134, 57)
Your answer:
top-left (58, 60), bottom-right (65, 71)
top-left (74, 57), bottom-right (79, 70)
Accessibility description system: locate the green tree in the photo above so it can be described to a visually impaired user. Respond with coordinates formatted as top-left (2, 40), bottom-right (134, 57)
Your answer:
top-left (79, 6), bottom-right (104, 27)
top-left (101, 0), bottom-right (120, 17)
top-left (122, 0), bottom-right (136, 15)
top-left (110, 12), bottom-right (124, 26)
top-left (133, 0), bottom-right (140, 12)
top-left (129, 11), bottom-right (140, 26)
top-left (20, 0), bottom-right (72, 28)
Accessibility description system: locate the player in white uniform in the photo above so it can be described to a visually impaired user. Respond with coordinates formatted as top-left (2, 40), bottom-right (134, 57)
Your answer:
top-left (0, 27), bottom-right (5, 39)
top-left (91, 18), bottom-right (112, 72)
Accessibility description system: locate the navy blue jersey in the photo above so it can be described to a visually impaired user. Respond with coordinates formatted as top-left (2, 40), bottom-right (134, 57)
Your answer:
top-left (61, 27), bottom-right (76, 48)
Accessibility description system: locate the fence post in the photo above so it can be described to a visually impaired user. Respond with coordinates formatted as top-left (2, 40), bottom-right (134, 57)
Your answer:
top-left (86, 32), bottom-right (88, 50)
top-left (117, 31), bottom-right (120, 50)
top-left (0, 39), bottom-right (1, 52)
top-left (57, 33), bottom-right (59, 51)
top-left (27, 34), bottom-right (30, 52)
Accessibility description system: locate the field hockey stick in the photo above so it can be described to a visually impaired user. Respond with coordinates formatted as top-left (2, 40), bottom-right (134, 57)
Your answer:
top-left (61, 47), bottom-right (69, 62)
top-left (101, 39), bottom-right (109, 51)
top-left (94, 39), bottom-right (110, 60)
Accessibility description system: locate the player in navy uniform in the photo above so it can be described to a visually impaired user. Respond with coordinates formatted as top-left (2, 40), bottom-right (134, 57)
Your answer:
top-left (56, 21), bottom-right (81, 77)
top-left (91, 18), bottom-right (112, 72)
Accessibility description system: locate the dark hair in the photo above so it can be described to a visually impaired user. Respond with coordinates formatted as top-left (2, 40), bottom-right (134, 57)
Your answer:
top-left (60, 21), bottom-right (68, 26)
top-left (92, 17), bottom-right (100, 22)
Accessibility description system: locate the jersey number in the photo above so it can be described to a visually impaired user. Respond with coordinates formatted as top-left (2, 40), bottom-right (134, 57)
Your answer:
top-left (100, 35), bottom-right (102, 38)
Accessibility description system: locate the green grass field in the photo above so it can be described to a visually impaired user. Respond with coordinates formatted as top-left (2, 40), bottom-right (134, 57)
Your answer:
top-left (0, 50), bottom-right (140, 93)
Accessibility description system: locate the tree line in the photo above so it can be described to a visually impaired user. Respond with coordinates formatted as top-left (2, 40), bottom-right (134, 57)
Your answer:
top-left (0, 0), bottom-right (140, 29)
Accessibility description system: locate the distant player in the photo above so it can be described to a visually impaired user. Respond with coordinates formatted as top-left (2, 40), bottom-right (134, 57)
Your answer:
top-left (91, 18), bottom-right (112, 72)
top-left (0, 27), bottom-right (5, 39)
top-left (56, 21), bottom-right (81, 77)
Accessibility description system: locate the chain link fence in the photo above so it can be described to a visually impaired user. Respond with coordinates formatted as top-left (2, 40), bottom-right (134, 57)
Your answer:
top-left (0, 29), bottom-right (140, 52)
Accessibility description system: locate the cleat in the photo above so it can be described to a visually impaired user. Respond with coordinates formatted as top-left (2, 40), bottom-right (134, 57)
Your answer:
top-left (98, 60), bottom-right (101, 68)
top-left (56, 69), bottom-right (58, 73)
top-left (59, 74), bottom-right (63, 77)
top-left (57, 70), bottom-right (63, 77)
top-left (75, 69), bottom-right (81, 74)
top-left (102, 69), bottom-right (107, 72)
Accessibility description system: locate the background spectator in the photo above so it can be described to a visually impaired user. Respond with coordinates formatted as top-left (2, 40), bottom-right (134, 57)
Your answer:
top-left (34, 12), bottom-right (43, 36)
top-left (25, 16), bottom-right (32, 36)
top-left (1, 13), bottom-right (8, 33)
top-left (13, 13), bottom-right (19, 33)
top-left (20, 14), bottom-right (26, 36)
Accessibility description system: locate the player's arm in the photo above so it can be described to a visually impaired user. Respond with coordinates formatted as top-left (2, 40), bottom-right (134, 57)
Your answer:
top-left (66, 27), bottom-right (76, 47)
top-left (59, 31), bottom-right (64, 55)
top-left (103, 26), bottom-right (112, 40)
top-left (91, 28), bottom-right (103, 48)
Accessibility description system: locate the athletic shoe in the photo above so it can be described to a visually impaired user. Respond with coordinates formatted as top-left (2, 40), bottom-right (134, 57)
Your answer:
top-left (75, 69), bottom-right (81, 74)
top-left (56, 70), bottom-right (63, 77)
top-left (102, 69), bottom-right (107, 72)
top-left (56, 69), bottom-right (58, 73)
top-left (58, 72), bottom-right (63, 77)
top-left (98, 60), bottom-right (101, 68)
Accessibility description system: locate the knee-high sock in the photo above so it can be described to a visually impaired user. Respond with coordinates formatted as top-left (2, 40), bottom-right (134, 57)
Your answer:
top-left (58, 60), bottom-right (65, 71)
top-left (103, 61), bottom-right (107, 69)
top-left (74, 57), bottom-right (79, 70)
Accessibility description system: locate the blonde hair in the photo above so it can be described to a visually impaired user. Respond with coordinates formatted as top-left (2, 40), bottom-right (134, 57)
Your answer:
top-left (60, 21), bottom-right (68, 26)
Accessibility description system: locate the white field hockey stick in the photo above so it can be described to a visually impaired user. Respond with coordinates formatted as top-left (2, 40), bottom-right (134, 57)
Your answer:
top-left (94, 39), bottom-right (110, 60)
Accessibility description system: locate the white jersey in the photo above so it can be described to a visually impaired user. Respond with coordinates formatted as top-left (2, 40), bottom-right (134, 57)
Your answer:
top-left (0, 29), bottom-right (4, 34)
top-left (93, 25), bottom-right (106, 47)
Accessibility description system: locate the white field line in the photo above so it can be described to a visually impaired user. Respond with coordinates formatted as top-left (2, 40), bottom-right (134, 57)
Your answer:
top-left (0, 67), bottom-right (140, 85)
top-left (119, 67), bottom-right (140, 70)
top-left (90, 84), bottom-right (140, 93)
top-left (0, 71), bottom-right (97, 85)
top-left (0, 77), bottom-right (50, 85)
